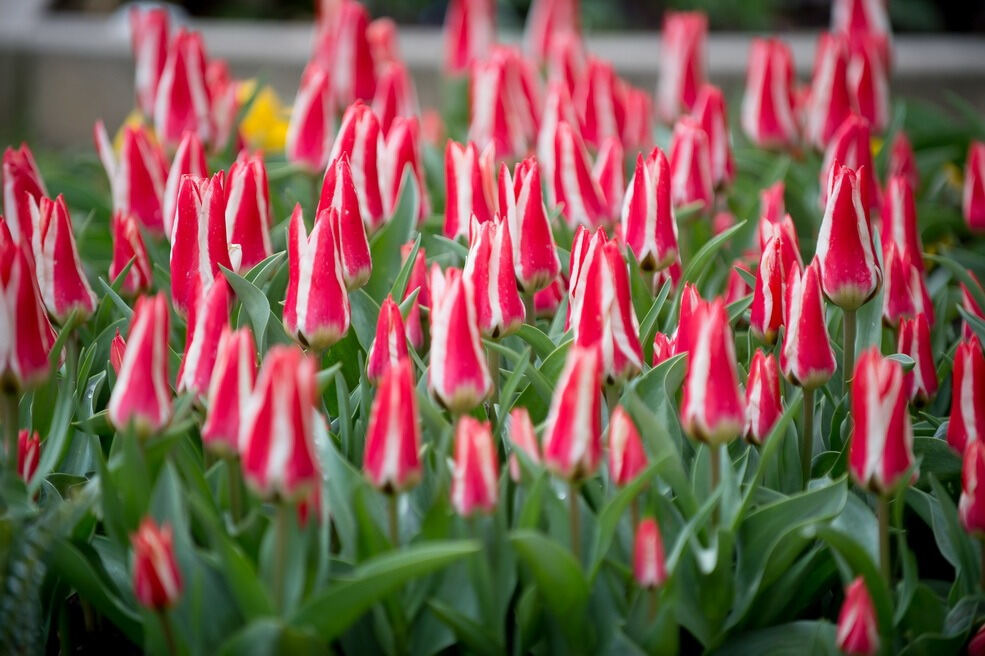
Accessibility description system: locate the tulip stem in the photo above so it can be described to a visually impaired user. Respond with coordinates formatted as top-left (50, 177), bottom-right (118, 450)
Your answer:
top-left (631, 495), bottom-right (640, 530)
top-left (801, 388), bottom-right (815, 489)
top-left (522, 292), bottom-right (536, 329)
top-left (709, 445), bottom-right (720, 525)
top-left (648, 587), bottom-right (659, 622)
top-left (2, 389), bottom-right (16, 475)
top-left (158, 609), bottom-right (177, 656)
top-left (605, 384), bottom-right (621, 423)
top-left (226, 456), bottom-right (242, 524)
top-left (569, 481), bottom-right (581, 562)
top-left (274, 503), bottom-right (290, 611)
top-left (877, 495), bottom-right (891, 583)
top-left (843, 309), bottom-right (856, 392)
top-left (389, 493), bottom-right (400, 547)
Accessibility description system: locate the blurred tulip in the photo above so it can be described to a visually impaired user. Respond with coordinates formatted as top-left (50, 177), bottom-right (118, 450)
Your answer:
top-left (543, 345), bottom-right (603, 480)
top-left (313, 0), bottom-right (375, 105)
top-left (381, 116), bottom-right (430, 222)
top-left (832, 0), bottom-right (892, 44)
top-left (835, 577), bottom-right (880, 656)
top-left (538, 81), bottom-right (581, 205)
top-left (508, 407), bottom-right (541, 482)
top-left (2, 144), bottom-right (47, 244)
top-left (366, 296), bottom-right (409, 384)
top-left (162, 131), bottom-right (208, 239)
top-left (110, 330), bottom-right (126, 375)
top-left (961, 272), bottom-right (985, 342)
top-left (888, 131), bottom-right (918, 190)
top-left (327, 101), bottom-right (385, 232)
top-left (608, 406), bottom-right (647, 486)
top-left (464, 217), bottom-right (525, 337)
top-left (622, 148), bottom-right (679, 272)
top-left (594, 137), bottom-right (625, 222)
top-left (692, 84), bottom-right (734, 187)
top-left (201, 327), bottom-right (257, 455)
top-left (804, 33), bottom-right (852, 149)
top-left (759, 181), bottom-right (786, 224)
top-left (451, 416), bottom-right (499, 516)
top-left (429, 269), bottom-right (491, 413)
top-left (468, 47), bottom-right (539, 161)
top-left (633, 518), bottom-right (667, 588)
top-left (109, 211), bottom-right (153, 296)
top-left (553, 121), bottom-right (608, 227)
top-left (652, 332), bottom-right (674, 366)
top-left (400, 242), bottom-right (429, 350)
top-left (749, 235), bottom-right (788, 345)
top-left (533, 278), bottom-right (563, 318)
top-left (820, 114), bottom-right (880, 210)
top-left (285, 62), bottom-right (335, 171)
top-left (177, 278), bottom-right (231, 396)
top-left (847, 35), bottom-right (890, 134)
top-left (946, 339), bottom-right (985, 454)
top-left (897, 314), bottom-right (937, 405)
top-left (574, 58), bottom-right (623, 150)
top-left (621, 85), bottom-right (654, 152)
top-left (745, 349), bottom-right (783, 445)
top-left (130, 6), bottom-right (170, 117)
top-left (741, 39), bottom-right (799, 149)
top-left (668, 117), bottom-right (713, 210)
top-left (15, 428), bottom-right (41, 484)
top-left (444, 140), bottom-right (497, 241)
top-left (94, 121), bottom-right (169, 235)
top-left (781, 260), bottom-right (837, 389)
top-left (504, 158), bottom-right (560, 293)
top-left (154, 29), bottom-right (212, 149)
top-left (759, 213), bottom-right (803, 274)
top-left (225, 151), bottom-right (272, 272)
top-left (960, 440), bottom-right (985, 536)
top-left (545, 30), bottom-right (584, 96)
top-left (372, 61), bottom-right (419, 136)
top-left (673, 281), bottom-right (704, 358)
top-left (29, 194), bottom-right (96, 322)
top-left (207, 60), bottom-right (240, 153)
top-left (881, 174), bottom-right (922, 270)
top-left (132, 518), bottom-right (183, 610)
top-left (364, 358), bottom-right (422, 492)
top-left (882, 243), bottom-right (931, 327)
top-left (964, 141), bottom-right (985, 233)
top-left (320, 155), bottom-right (372, 289)
top-left (656, 11), bottom-right (707, 122)
top-left (724, 260), bottom-right (753, 306)
top-left (525, 0), bottom-right (580, 62)
top-left (444, 0), bottom-right (495, 74)
top-left (367, 17), bottom-right (400, 69)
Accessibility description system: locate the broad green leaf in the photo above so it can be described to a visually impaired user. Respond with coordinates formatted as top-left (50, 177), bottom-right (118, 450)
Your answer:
top-left (427, 600), bottom-right (504, 656)
top-left (221, 265), bottom-right (277, 347)
top-left (682, 220), bottom-right (746, 284)
top-left (219, 619), bottom-right (324, 656)
top-left (515, 324), bottom-right (556, 361)
top-left (710, 620), bottom-right (838, 656)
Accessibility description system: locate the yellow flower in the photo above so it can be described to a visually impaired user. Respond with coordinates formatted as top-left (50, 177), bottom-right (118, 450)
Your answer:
top-left (945, 162), bottom-right (963, 192)
top-left (238, 80), bottom-right (290, 152)
top-left (113, 109), bottom-right (155, 151)
top-left (869, 136), bottom-right (883, 159)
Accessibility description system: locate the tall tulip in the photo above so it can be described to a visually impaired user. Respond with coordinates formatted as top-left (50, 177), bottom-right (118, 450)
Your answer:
top-left (132, 518), bottom-right (183, 610)
top-left (225, 151), bottom-right (272, 272)
top-left (201, 327), bottom-right (257, 456)
top-left (154, 29), bottom-right (212, 149)
top-left (741, 38), bottom-right (799, 149)
top-left (964, 141), bottom-right (985, 233)
top-left (3, 144), bottom-right (47, 244)
top-left (319, 155), bottom-right (372, 289)
top-left (285, 62), bottom-right (335, 172)
top-left (327, 101), bottom-right (385, 233)
top-left (93, 121), bottom-right (169, 235)
top-left (177, 278), bottom-right (231, 397)
top-left (835, 577), bottom-right (880, 656)
top-left (946, 339), bottom-right (985, 455)
top-left (429, 269), bottom-right (491, 413)
top-left (622, 148), bottom-right (679, 273)
top-left (451, 416), bottom-right (499, 516)
top-left (130, 6), bottom-right (170, 117)
top-left (109, 210), bottom-right (153, 297)
top-left (804, 33), bottom-right (852, 150)
top-left (364, 357), bottom-right (422, 494)
top-left (745, 349), bottom-right (783, 445)
top-left (29, 194), bottom-right (96, 322)
top-left (366, 295), bottom-right (409, 384)
top-left (656, 11), bottom-right (707, 122)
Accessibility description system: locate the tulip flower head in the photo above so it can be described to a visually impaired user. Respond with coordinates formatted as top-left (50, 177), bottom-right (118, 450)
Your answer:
top-left (508, 407), bottom-right (541, 482)
top-left (366, 295), bottom-right (409, 384)
top-left (285, 62), bottom-right (335, 171)
top-left (656, 11), bottom-right (707, 122)
top-left (621, 148), bottom-right (679, 272)
top-left (29, 194), bottom-right (96, 322)
top-left (960, 440), bottom-right (985, 536)
top-left (781, 260), bottom-right (837, 390)
top-left (608, 406), bottom-right (648, 486)
top-left (964, 141), bottom-right (985, 233)
top-left (835, 577), bottom-right (880, 656)
top-left (741, 38), bottom-right (799, 149)
top-left (17, 429), bottom-right (40, 483)
top-left (946, 339), bottom-right (985, 454)
top-left (633, 517), bottom-right (667, 589)
top-left (132, 518), bottom-right (183, 610)
top-left (451, 416), bottom-right (499, 516)
top-left (3, 143), bottom-right (48, 244)
top-left (542, 345), bottom-right (604, 480)
top-left (745, 349), bottom-right (783, 445)
top-left (201, 327), bottom-right (257, 456)
top-left (363, 358), bottom-right (422, 493)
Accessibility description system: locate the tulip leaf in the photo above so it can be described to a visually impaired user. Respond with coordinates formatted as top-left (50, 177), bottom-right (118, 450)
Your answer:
top-left (348, 289), bottom-right (381, 351)
top-left (427, 600), bottom-right (504, 656)
top-left (681, 220), bottom-right (746, 285)
top-left (96, 276), bottom-right (134, 320)
top-left (366, 169), bottom-right (419, 302)
top-left (639, 278), bottom-right (673, 362)
top-left (515, 324), bottom-right (557, 361)
top-left (218, 618), bottom-right (325, 656)
top-left (221, 265), bottom-right (277, 348)
top-left (957, 305), bottom-right (985, 346)
top-left (710, 620), bottom-right (839, 656)
top-left (927, 253), bottom-right (985, 313)
top-left (886, 353), bottom-right (916, 372)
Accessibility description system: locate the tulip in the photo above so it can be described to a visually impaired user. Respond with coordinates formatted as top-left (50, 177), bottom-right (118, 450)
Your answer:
top-left (363, 358), bottom-right (422, 493)
top-left (225, 151), bottom-right (272, 272)
top-left (525, 0), bottom-right (580, 63)
top-left (692, 84), bottom-right (734, 188)
top-left (781, 260), bottom-right (837, 390)
top-left (633, 518), bottom-right (667, 589)
top-left (444, 140), bottom-right (497, 241)
top-left (451, 416), bottom-right (499, 516)
top-left (0, 224), bottom-right (56, 389)
top-left (673, 282), bottom-right (704, 358)
top-left (882, 243), bottom-right (930, 327)
top-left (656, 11), bottom-right (707, 122)
top-left (832, 0), bottom-right (892, 44)
top-left (130, 6), bottom-right (170, 117)
top-left (367, 17), bottom-right (400, 69)
top-left (820, 114), bottom-right (880, 211)
top-left (759, 213), bottom-right (803, 275)
top-left (566, 225), bottom-right (592, 326)
top-left (177, 278), bottom-right (231, 397)
top-left (464, 217), bottom-right (526, 338)
top-left (947, 339), bottom-right (985, 454)
top-left (366, 296), bottom-right (409, 383)
top-left (888, 131), bottom-right (918, 190)
top-left (372, 61), bottom-right (419, 137)
top-left (381, 116), bottom-right (431, 222)
top-left (835, 577), bottom-right (880, 656)
top-left (505, 158), bottom-right (560, 293)
top-left (804, 33), bottom-right (853, 149)
top-left (668, 117), bottom-right (714, 210)
top-left (741, 38), bottom-right (799, 149)
top-left (608, 406), bottom-right (648, 486)
top-left (574, 58), bottom-right (623, 150)
top-left (622, 149), bottom-right (679, 273)
top-left (29, 194), bottom-right (96, 322)
top-left (319, 155), bottom-right (372, 289)
top-left (749, 234), bottom-right (788, 345)
top-left (962, 272), bottom-right (985, 342)
top-left (132, 518), bottom-right (183, 610)
top-left (93, 121), bottom-right (169, 235)
top-left (760, 181), bottom-right (786, 224)
top-left (283, 206), bottom-right (351, 351)
top-left (965, 141), bottom-right (985, 233)
top-left (162, 131), bottom-right (208, 239)
top-left (881, 174), bottom-right (922, 270)
top-left (201, 327), bottom-right (257, 455)
top-left (543, 345), bottom-right (604, 480)
top-left (240, 345), bottom-right (321, 500)
top-left (2, 144), bottom-right (47, 244)
top-left (533, 279), bottom-right (563, 319)
top-left (680, 299), bottom-right (745, 445)
top-left (313, 0), bottom-right (375, 105)
top-left (286, 62), bottom-right (335, 171)
top-left (553, 121), bottom-right (608, 227)
top-left (594, 137), bottom-right (625, 222)
top-left (745, 350), bottom-right (783, 445)
top-left (508, 407), bottom-right (541, 482)
top-left (109, 211), bottom-right (153, 297)
top-left (468, 47), bottom-right (539, 161)
top-left (897, 315), bottom-right (937, 405)
top-left (724, 260), bottom-right (753, 306)
top-left (444, 0), bottom-right (495, 74)
top-left (327, 101), bottom-right (385, 232)
top-left (169, 172), bottom-right (232, 319)
top-left (537, 81), bottom-right (581, 206)
top-left (960, 440), bottom-right (985, 536)
top-left (17, 429), bottom-right (40, 483)
top-left (400, 243), bottom-right (429, 350)
top-left (110, 330), bottom-right (126, 374)
top-left (652, 332), bottom-right (674, 366)
top-left (622, 85), bottom-right (654, 152)
top-left (429, 269), bottom-right (492, 413)
top-left (207, 60), bottom-right (240, 153)
top-left (108, 293), bottom-right (172, 434)
top-left (847, 35), bottom-right (890, 134)
top-left (850, 347), bottom-right (916, 494)
top-left (154, 29), bottom-right (212, 149)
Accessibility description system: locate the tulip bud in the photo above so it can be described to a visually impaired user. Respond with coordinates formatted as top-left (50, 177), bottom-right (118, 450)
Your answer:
top-left (0, 225), bottom-right (56, 389)
top-left (962, 272), bottom-right (985, 342)
top-left (574, 58), bottom-right (623, 150)
top-left (964, 141), bottom-right (985, 233)
top-left (633, 517), bottom-right (667, 588)
top-left (430, 269), bottom-right (492, 412)
top-left (760, 181), bottom-right (786, 224)
top-left (17, 429), bottom-right (40, 482)
top-left (240, 345), bottom-right (321, 500)
top-left (692, 84), bottom-right (735, 188)
top-left (169, 172), bottom-right (232, 318)
top-left (673, 282), bottom-right (704, 358)
top-left (835, 577), bottom-right (880, 656)
top-left (368, 18), bottom-right (400, 70)
top-left (201, 327), bottom-right (256, 455)
top-left (162, 131), bottom-right (208, 239)
top-left (504, 158), bottom-right (560, 293)
top-left (93, 121), bottom-right (169, 235)
top-left (820, 114), bottom-right (880, 211)
top-left (622, 85), bottom-right (654, 152)
top-left (313, 0), bottom-right (376, 105)
top-left (960, 440), bottom-right (985, 536)
top-left (468, 48), bottom-right (539, 161)
top-left (847, 35), bottom-right (890, 134)
top-left (154, 29), bottom-right (212, 149)
top-left (759, 213), bottom-right (803, 275)
top-left (680, 299), bottom-right (745, 445)
top-left (816, 163), bottom-right (881, 310)
top-left (401, 243), bottom-right (429, 350)
top-left (445, 140), bottom-right (497, 241)
top-left (881, 243), bottom-right (931, 327)
top-left (29, 195), bottom-right (96, 322)
top-left (741, 39), bottom-right (799, 149)
top-left (328, 101), bottom-right (385, 233)
top-left (132, 518), bottom-right (183, 610)
top-left (525, 0), bottom-right (580, 63)
top-left (367, 296), bottom-right (409, 383)
top-left (849, 347), bottom-right (916, 494)
top-left (284, 206), bottom-right (351, 351)
top-left (652, 332), bottom-right (674, 366)
top-left (669, 117), bottom-right (714, 210)
top-left (108, 293), bottom-right (172, 433)
top-left (537, 81), bottom-right (581, 205)
top-left (109, 211), bottom-right (153, 297)
top-left (534, 278), bottom-right (563, 319)
top-left (594, 137), bottom-right (625, 223)
top-left (553, 121), bottom-right (608, 228)
top-left (110, 330), bottom-right (126, 374)
top-left (656, 11), bottom-right (707, 122)
top-left (608, 406), bottom-right (648, 486)
top-left (881, 174), bottom-right (922, 270)
top-left (177, 278), bottom-right (231, 396)
top-left (508, 407), bottom-right (541, 482)
top-left (225, 151), bottom-right (272, 272)
top-left (749, 235), bottom-right (788, 344)
top-left (888, 132), bottom-right (918, 190)
top-left (207, 60), bottom-right (240, 154)
top-left (947, 339), bottom-right (985, 454)
top-left (745, 349), bottom-right (783, 445)
top-left (130, 7), bottom-right (170, 117)
top-left (286, 62), bottom-right (335, 171)
top-left (363, 357), bottom-right (422, 492)
top-left (781, 260), bottom-right (837, 389)
top-left (2, 144), bottom-right (47, 244)
top-left (804, 33), bottom-right (853, 149)
top-left (444, 0), bottom-right (495, 74)
top-left (372, 61), bottom-right (419, 137)
top-left (451, 416), bottom-right (499, 516)
top-left (318, 155), bottom-right (372, 289)
top-left (622, 149), bottom-right (679, 273)
top-left (543, 345), bottom-right (604, 480)
top-left (464, 217), bottom-right (526, 337)
top-left (832, 0), bottom-right (892, 44)
top-left (381, 116), bottom-right (431, 222)
top-left (897, 315), bottom-right (937, 405)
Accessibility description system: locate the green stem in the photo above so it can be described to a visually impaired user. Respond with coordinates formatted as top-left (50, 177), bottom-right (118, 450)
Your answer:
top-left (274, 503), bottom-right (290, 611)
top-left (522, 292), bottom-right (536, 328)
top-left (709, 444), bottom-right (720, 525)
top-left (487, 347), bottom-right (500, 429)
top-left (878, 495), bottom-right (891, 584)
top-left (2, 389), bottom-right (17, 475)
top-left (569, 480), bottom-right (581, 562)
top-left (631, 495), bottom-right (640, 530)
top-left (648, 587), bottom-right (659, 622)
top-left (159, 609), bottom-right (177, 656)
top-left (226, 456), bottom-right (243, 524)
top-left (605, 384), bottom-right (621, 423)
top-left (843, 308), bottom-right (857, 392)
top-left (389, 493), bottom-right (400, 547)
top-left (801, 387), bottom-right (815, 489)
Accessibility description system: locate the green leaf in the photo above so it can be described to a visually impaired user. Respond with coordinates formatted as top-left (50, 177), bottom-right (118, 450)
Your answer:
top-left (682, 220), bottom-right (746, 284)
top-left (514, 324), bottom-right (557, 361)
top-left (219, 619), bottom-right (324, 656)
top-left (290, 540), bottom-right (479, 641)
top-left (710, 620), bottom-right (838, 656)
top-left (886, 353), bottom-right (916, 372)
top-left (927, 253), bottom-right (985, 312)
top-left (221, 265), bottom-right (278, 348)
top-left (427, 600), bottom-right (504, 656)
top-left (389, 234), bottom-right (422, 301)
top-left (348, 289), bottom-right (381, 351)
